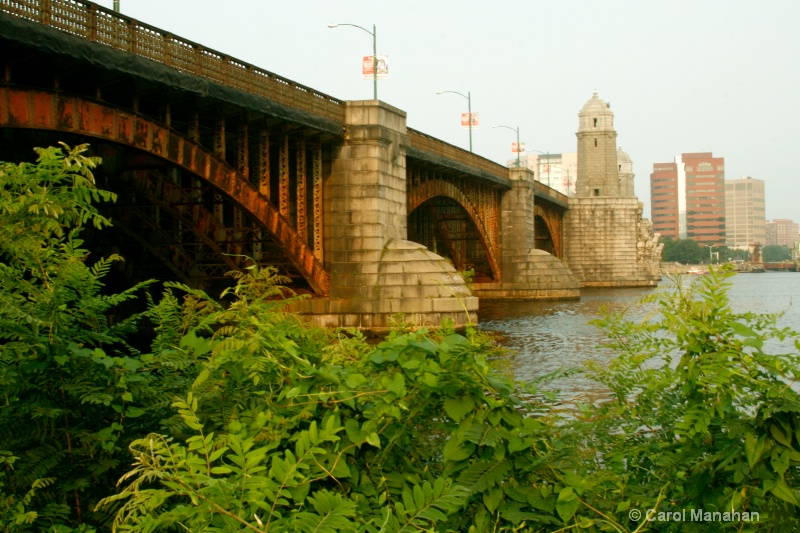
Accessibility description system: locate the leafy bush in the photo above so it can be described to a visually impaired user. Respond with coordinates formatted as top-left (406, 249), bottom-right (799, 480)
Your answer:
top-left (581, 268), bottom-right (800, 531)
top-left (4, 146), bottom-right (800, 532)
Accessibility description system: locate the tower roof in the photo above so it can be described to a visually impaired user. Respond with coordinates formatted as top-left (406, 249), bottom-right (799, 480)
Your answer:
top-left (579, 90), bottom-right (612, 116)
top-left (577, 90), bottom-right (615, 134)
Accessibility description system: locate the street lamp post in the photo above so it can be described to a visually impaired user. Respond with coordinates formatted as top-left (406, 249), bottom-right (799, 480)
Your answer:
top-left (436, 90), bottom-right (472, 152)
top-left (328, 22), bottom-right (378, 100)
top-left (113, 0), bottom-right (119, 11)
top-left (492, 125), bottom-right (521, 167)
top-left (706, 244), bottom-right (716, 264)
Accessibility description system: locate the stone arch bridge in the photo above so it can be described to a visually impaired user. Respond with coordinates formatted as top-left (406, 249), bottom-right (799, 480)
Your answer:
top-left (0, 0), bottom-right (578, 330)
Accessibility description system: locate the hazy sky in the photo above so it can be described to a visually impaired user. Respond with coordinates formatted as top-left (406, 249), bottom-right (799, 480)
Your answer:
top-left (93, 1), bottom-right (799, 221)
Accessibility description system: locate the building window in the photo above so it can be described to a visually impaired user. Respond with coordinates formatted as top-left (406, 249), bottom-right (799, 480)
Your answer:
top-left (594, 188), bottom-right (600, 196)
top-left (593, 118), bottom-right (598, 127)
top-left (594, 138), bottom-right (597, 147)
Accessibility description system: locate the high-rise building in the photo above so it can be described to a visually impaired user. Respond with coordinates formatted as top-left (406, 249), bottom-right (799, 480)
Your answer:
top-left (766, 219), bottom-right (800, 247)
top-left (683, 152), bottom-right (726, 245)
top-left (725, 176), bottom-right (766, 250)
top-left (649, 161), bottom-right (680, 240)
top-left (649, 152), bottom-right (726, 245)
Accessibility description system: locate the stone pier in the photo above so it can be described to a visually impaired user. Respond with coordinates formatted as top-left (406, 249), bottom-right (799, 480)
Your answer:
top-left (471, 168), bottom-right (580, 299)
top-left (292, 101), bottom-right (478, 332)
top-left (563, 91), bottom-right (662, 287)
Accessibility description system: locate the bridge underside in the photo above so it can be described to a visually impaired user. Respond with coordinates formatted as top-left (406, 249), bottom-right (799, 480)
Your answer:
top-left (406, 159), bottom-right (503, 282)
top-left (0, 18), bottom-right (340, 296)
top-left (408, 197), bottom-right (494, 282)
top-left (0, 127), bottom-right (324, 295)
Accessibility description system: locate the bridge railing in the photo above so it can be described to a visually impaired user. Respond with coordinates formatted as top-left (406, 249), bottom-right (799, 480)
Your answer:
top-left (407, 128), bottom-right (510, 186)
top-left (531, 179), bottom-right (569, 207)
top-left (1, 0), bottom-right (346, 123)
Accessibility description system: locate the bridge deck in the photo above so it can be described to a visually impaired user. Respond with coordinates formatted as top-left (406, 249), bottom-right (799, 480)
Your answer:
top-left (1, 0), bottom-right (346, 124)
top-left (1, 0), bottom-right (570, 203)
top-left (407, 129), bottom-right (510, 188)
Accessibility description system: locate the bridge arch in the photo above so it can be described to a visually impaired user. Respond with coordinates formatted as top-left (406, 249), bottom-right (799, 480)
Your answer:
top-left (534, 204), bottom-right (563, 259)
top-left (0, 87), bottom-right (329, 294)
top-left (407, 179), bottom-right (499, 281)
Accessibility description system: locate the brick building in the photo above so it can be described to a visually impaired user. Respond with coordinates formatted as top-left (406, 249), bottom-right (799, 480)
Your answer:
top-left (766, 219), bottom-right (800, 247)
top-left (650, 152), bottom-right (726, 245)
top-left (649, 161), bottom-right (680, 239)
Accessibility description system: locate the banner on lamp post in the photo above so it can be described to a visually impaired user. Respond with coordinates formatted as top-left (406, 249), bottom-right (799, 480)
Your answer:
top-left (362, 55), bottom-right (389, 79)
top-left (460, 112), bottom-right (479, 129)
top-left (512, 142), bottom-right (525, 153)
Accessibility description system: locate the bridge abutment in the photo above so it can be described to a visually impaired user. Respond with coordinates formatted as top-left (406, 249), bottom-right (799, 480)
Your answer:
top-left (564, 198), bottom-right (662, 287)
top-left (292, 100), bottom-right (477, 332)
top-left (471, 168), bottom-right (580, 300)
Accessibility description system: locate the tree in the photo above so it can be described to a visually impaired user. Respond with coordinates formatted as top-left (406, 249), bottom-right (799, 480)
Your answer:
top-left (763, 244), bottom-right (792, 262)
top-left (0, 144), bottom-right (198, 531)
top-left (660, 237), bottom-right (706, 264)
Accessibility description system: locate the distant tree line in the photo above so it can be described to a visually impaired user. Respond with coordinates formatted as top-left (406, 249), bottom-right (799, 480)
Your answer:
top-left (660, 237), bottom-right (794, 264)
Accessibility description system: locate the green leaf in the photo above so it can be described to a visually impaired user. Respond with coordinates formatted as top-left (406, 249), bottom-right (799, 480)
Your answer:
top-left (365, 433), bottom-right (381, 448)
top-left (556, 487), bottom-right (580, 522)
top-left (770, 424), bottom-right (793, 448)
top-left (344, 373), bottom-right (366, 389)
top-left (124, 406), bottom-right (145, 418)
top-left (745, 432), bottom-right (766, 469)
top-left (457, 459), bottom-right (511, 494)
top-left (770, 479), bottom-right (799, 506)
top-left (382, 371), bottom-right (406, 397)
top-left (344, 419), bottom-right (364, 444)
top-left (444, 396), bottom-right (475, 423)
top-left (443, 436), bottom-right (475, 462)
top-left (482, 485), bottom-right (503, 513)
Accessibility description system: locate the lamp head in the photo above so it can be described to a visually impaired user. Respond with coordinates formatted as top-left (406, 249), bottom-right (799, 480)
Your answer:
top-left (435, 90), bottom-right (444, 94)
top-left (327, 23), bottom-right (339, 28)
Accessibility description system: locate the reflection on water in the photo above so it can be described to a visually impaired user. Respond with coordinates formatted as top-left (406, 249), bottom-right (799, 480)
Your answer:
top-left (479, 272), bottom-right (800, 398)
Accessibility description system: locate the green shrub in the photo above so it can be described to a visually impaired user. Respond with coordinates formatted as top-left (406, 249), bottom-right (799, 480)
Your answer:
top-left (4, 146), bottom-right (800, 532)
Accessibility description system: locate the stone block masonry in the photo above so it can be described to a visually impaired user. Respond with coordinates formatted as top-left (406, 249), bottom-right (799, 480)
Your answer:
top-left (471, 167), bottom-right (580, 300)
top-left (292, 100), bottom-right (478, 332)
top-left (564, 197), bottom-right (661, 287)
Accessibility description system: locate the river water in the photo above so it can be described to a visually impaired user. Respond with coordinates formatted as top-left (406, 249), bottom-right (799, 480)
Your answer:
top-left (478, 272), bottom-right (800, 398)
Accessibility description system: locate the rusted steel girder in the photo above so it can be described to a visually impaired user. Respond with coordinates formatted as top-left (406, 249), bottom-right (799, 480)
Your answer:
top-left (0, 86), bottom-right (330, 295)
top-left (407, 175), bottom-right (501, 281)
top-left (534, 203), bottom-right (563, 259)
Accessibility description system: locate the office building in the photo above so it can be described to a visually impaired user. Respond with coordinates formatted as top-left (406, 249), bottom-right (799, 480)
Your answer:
top-left (725, 176), bottom-right (765, 250)
top-left (649, 152), bottom-right (726, 245)
top-left (649, 161), bottom-right (680, 239)
top-left (766, 219), bottom-right (800, 247)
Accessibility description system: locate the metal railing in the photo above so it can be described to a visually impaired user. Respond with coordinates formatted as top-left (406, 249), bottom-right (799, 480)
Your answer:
top-left (1, 0), bottom-right (346, 123)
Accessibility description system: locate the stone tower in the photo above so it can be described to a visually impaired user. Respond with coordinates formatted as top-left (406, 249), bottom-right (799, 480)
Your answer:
top-left (576, 90), bottom-right (620, 197)
top-left (617, 147), bottom-right (635, 197)
top-left (564, 91), bottom-right (662, 287)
